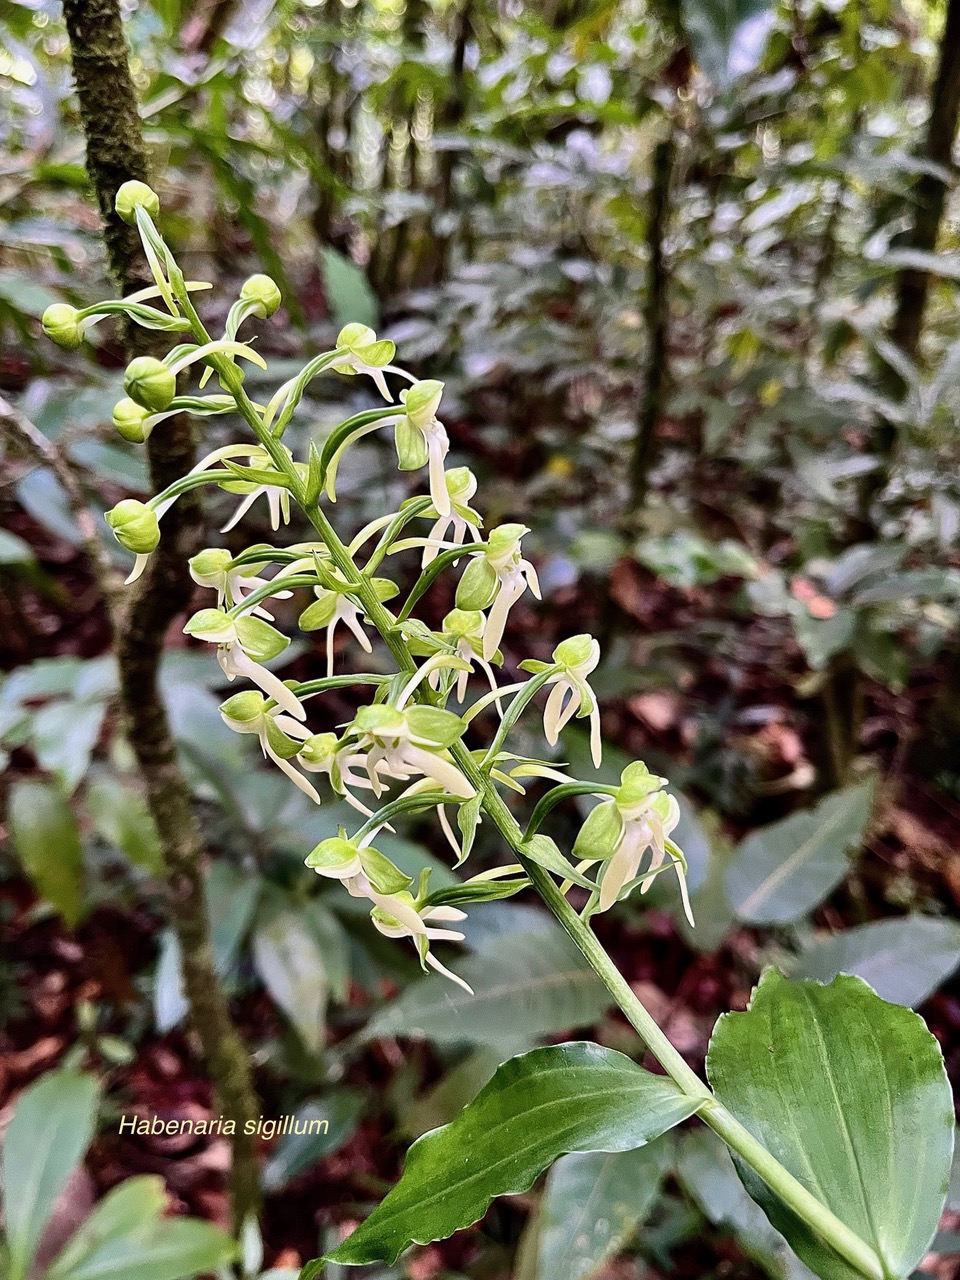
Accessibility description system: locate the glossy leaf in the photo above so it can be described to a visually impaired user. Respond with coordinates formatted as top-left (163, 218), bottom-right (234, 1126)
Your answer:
top-left (792, 916), bottom-right (960, 1008)
top-left (8, 778), bottom-right (84, 926)
top-left (533, 1145), bottom-right (669, 1280)
top-left (2, 1070), bottom-right (100, 1280)
top-left (325, 1042), bottom-right (700, 1265)
top-left (726, 781), bottom-right (873, 924)
top-left (707, 971), bottom-right (954, 1280)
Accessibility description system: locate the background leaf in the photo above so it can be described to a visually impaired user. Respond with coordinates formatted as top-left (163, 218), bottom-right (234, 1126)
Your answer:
top-left (1, 1070), bottom-right (100, 1280)
top-left (791, 916), bottom-right (960, 1008)
top-left (8, 778), bottom-right (84, 926)
top-left (726, 781), bottom-right (874, 924)
top-left (533, 1145), bottom-right (669, 1280)
top-left (706, 971), bottom-right (954, 1280)
top-left (361, 926), bottom-right (612, 1049)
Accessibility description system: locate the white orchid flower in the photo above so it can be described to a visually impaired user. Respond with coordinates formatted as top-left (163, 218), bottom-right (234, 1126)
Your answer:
top-left (520, 634), bottom-right (603, 767)
top-left (421, 467), bottom-right (483, 566)
top-left (183, 607), bottom-right (305, 720)
top-left (573, 762), bottom-right (691, 923)
top-left (298, 574), bottom-right (398, 677)
top-left (456, 523), bottom-right (541, 661)
top-left (345, 705), bottom-right (475, 801)
top-left (189, 547), bottom-right (293, 619)
top-left (332, 323), bottom-right (396, 400)
top-left (219, 691), bottom-right (318, 802)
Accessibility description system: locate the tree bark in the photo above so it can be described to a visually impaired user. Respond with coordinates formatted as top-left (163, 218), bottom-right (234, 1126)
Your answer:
top-left (861, 0), bottom-right (960, 518)
top-left (61, 0), bottom-right (261, 1231)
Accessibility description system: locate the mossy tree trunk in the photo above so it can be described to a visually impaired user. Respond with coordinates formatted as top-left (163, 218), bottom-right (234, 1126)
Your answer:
top-left (61, 0), bottom-right (261, 1231)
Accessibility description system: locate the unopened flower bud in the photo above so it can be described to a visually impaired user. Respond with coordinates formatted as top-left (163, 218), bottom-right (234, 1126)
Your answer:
top-left (189, 547), bottom-right (232, 579)
top-left (124, 356), bottom-right (176, 412)
top-left (553, 634), bottom-right (596, 669)
top-left (401, 379), bottom-right (444, 431)
top-left (112, 397), bottom-right (151, 443)
top-left (104, 499), bottom-right (160, 554)
top-left (115, 180), bottom-right (160, 225)
top-left (240, 273), bottom-right (282, 318)
top-left (41, 304), bottom-right (84, 350)
top-left (220, 690), bottom-right (267, 725)
top-left (298, 732), bottom-right (338, 767)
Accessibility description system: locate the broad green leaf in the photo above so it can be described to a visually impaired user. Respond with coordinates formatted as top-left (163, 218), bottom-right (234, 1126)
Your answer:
top-left (325, 1042), bottom-right (700, 1265)
top-left (726, 781), bottom-right (874, 924)
top-left (86, 777), bottom-right (163, 872)
top-left (252, 902), bottom-right (328, 1050)
top-left (361, 927), bottom-right (611, 1048)
top-left (262, 1091), bottom-right (364, 1192)
top-left (46, 1176), bottom-right (167, 1277)
top-left (1, 1070), bottom-right (100, 1280)
top-left (49, 1212), bottom-right (235, 1280)
top-left (30, 699), bottom-right (105, 794)
top-left (677, 1130), bottom-right (816, 1280)
top-left (792, 917), bottom-right (960, 1008)
top-left (8, 779), bottom-right (84, 926)
top-left (707, 971), bottom-right (954, 1280)
top-left (321, 247), bottom-right (378, 329)
top-left (533, 1145), bottom-right (669, 1280)
top-left (680, 0), bottom-right (776, 90)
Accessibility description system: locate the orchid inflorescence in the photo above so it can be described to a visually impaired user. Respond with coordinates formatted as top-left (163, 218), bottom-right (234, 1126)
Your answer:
top-left (44, 181), bottom-right (692, 993)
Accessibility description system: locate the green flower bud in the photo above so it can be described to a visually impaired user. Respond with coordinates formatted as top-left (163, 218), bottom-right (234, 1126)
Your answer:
top-left (400, 379), bottom-right (444, 431)
top-left (183, 607), bottom-right (236, 643)
top-left (41, 303), bottom-right (84, 350)
top-left (220, 690), bottom-right (267, 724)
top-left (115, 180), bottom-right (160, 225)
top-left (240, 273), bottom-right (282, 318)
top-left (553, 634), bottom-right (595, 669)
top-left (298, 732), bottom-right (338, 767)
top-left (112, 398), bottom-right (151, 443)
top-left (104, 499), bottom-right (161, 554)
top-left (456, 556), bottom-right (498, 610)
top-left (124, 356), bottom-right (176, 412)
top-left (189, 547), bottom-right (232, 579)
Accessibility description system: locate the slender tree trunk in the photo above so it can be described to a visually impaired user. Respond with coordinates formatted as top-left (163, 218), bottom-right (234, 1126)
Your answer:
top-left (859, 0), bottom-right (960, 521)
top-left (627, 133), bottom-right (674, 520)
top-left (61, 0), bottom-right (261, 1231)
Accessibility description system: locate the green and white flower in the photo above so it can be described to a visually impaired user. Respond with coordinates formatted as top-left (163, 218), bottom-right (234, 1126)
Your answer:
top-left (184, 607), bottom-right (304, 720)
top-left (219, 691), bottom-right (317, 802)
top-left (573, 762), bottom-right (691, 922)
top-left (457, 524), bottom-right (541, 660)
top-left (343, 705), bottom-right (475, 800)
top-left (521, 634), bottom-right (603, 767)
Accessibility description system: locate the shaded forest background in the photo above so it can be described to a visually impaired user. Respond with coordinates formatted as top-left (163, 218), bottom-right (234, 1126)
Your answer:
top-left (2, 0), bottom-right (960, 1276)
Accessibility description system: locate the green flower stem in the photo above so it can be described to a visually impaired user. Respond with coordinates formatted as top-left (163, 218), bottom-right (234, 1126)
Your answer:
top-left (148, 468), bottom-right (242, 507)
top-left (168, 272), bottom-right (885, 1280)
top-left (481, 666), bottom-right (556, 766)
